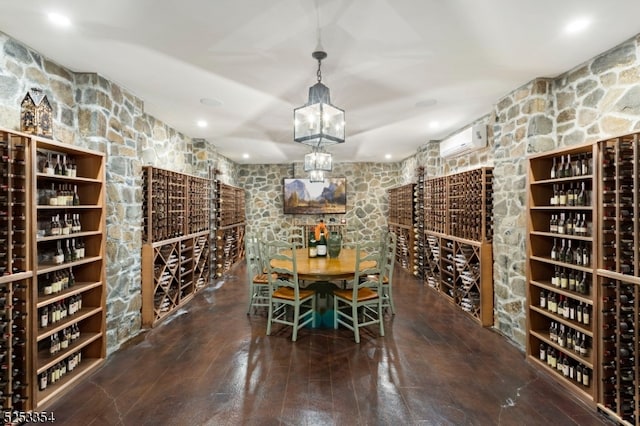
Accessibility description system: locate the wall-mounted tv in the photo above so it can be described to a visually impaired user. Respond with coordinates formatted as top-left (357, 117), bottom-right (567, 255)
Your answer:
top-left (283, 177), bottom-right (347, 214)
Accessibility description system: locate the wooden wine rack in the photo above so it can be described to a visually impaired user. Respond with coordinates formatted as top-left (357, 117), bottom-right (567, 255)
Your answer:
top-left (419, 167), bottom-right (494, 326)
top-left (414, 167), bottom-right (426, 280)
top-left (141, 231), bottom-right (210, 326)
top-left (424, 176), bottom-right (447, 234)
top-left (141, 166), bottom-right (211, 327)
top-left (0, 128), bottom-right (107, 411)
top-left (598, 133), bottom-right (640, 278)
top-left (429, 235), bottom-right (493, 325)
top-left (387, 184), bottom-right (415, 273)
top-left (595, 132), bottom-right (640, 425)
top-left (526, 142), bottom-right (597, 405)
top-left (213, 180), bottom-right (246, 279)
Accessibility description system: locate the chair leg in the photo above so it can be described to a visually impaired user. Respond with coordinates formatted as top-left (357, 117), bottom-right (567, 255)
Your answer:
top-left (311, 297), bottom-right (317, 328)
top-left (266, 299), bottom-right (273, 336)
top-left (378, 301), bottom-right (385, 337)
top-left (247, 286), bottom-right (253, 315)
top-left (292, 303), bottom-right (300, 342)
top-left (333, 296), bottom-right (339, 329)
top-left (352, 303), bottom-right (360, 343)
top-left (389, 292), bottom-right (396, 315)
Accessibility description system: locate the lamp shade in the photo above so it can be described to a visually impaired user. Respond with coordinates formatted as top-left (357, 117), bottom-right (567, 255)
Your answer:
top-left (294, 82), bottom-right (345, 147)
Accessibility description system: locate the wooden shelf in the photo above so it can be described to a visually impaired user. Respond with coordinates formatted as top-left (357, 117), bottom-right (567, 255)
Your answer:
top-left (212, 178), bottom-right (245, 279)
top-left (526, 142), bottom-right (596, 406)
top-left (0, 127), bottom-right (108, 411)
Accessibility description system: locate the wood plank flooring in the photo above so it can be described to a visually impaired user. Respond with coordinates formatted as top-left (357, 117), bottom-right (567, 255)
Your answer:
top-left (46, 262), bottom-right (614, 425)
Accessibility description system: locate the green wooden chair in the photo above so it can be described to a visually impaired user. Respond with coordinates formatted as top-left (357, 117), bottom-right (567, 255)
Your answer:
top-left (333, 241), bottom-right (385, 343)
top-left (245, 234), bottom-right (271, 314)
top-left (380, 231), bottom-right (398, 314)
top-left (265, 241), bottom-right (316, 341)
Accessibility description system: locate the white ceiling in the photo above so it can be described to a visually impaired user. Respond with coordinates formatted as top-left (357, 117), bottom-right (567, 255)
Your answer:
top-left (1, 0), bottom-right (640, 164)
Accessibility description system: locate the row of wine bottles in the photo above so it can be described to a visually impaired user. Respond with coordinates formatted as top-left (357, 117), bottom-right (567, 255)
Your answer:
top-left (548, 321), bottom-right (590, 357)
top-left (39, 295), bottom-right (83, 328)
top-left (539, 290), bottom-right (591, 326)
top-left (550, 238), bottom-right (591, 267)
top-left (39, 152), bottom-right (78, 177)
top-left (549, 266), bottom-right (590, 295)
top-left (539, 342), bottom-right (591, 388)
top-left (549, 182), bottom-right (589, 206)
top-left (39, 213), bottom-right (82, 237)
top-left (38, 350), bottom-right (83, 392)
top-left (549, 153), bottom-right (592, 179)
top-left (46, 323), bottom-right (82, 356)
top-left (38, 268), bottom-right (75, 296)
top-left (549, 212), bottom-right (589, 236)
top-left (39, 183), bottom-right (80, 207)
top-left (46, 238), bottom-right (87, 265)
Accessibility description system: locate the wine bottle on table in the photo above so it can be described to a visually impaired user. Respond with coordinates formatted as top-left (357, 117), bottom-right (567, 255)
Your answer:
top-left (308, 232), bottom-right (317, 258)
top-left (317, 231), bottom-right (327, 257)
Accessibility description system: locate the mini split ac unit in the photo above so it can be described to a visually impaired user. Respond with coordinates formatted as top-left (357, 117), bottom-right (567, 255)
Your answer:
top-left (439, 124), bottom-right (487, 158)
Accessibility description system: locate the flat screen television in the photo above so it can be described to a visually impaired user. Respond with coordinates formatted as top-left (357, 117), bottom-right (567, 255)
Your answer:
top-left (283, 177), bottom-right (347, 214)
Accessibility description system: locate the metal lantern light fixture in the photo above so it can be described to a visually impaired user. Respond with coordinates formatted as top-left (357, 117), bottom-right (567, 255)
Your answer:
top-left (308, 169), bottom-right (325, 183)
top-left (294, 49), bottom-right (345, 148)
top-left (304, 148), bottom-right (332, 172)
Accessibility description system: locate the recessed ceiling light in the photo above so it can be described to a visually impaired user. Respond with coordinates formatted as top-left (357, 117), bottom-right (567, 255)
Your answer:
top-left (242, 153), bottom-right (249, 159)
top-left (564, 17), bottom-right (591, 34)
top-left (48, 12), bottom-right (71, 28)
top-left (415, 99), bottom-right (437, 108)
top-left (200, 98), bottom-right (223, 107)
top-left (385, 154), bottom-right (392, 159)
top-left (196, 120), bottom-right (207, 128)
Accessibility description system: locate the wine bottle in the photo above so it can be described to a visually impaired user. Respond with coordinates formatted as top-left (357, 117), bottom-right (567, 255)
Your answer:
top-left (49, 183), bottom-right (58, 206)
top-left (316, 231), bottom-right (327, 257)
top-left (72, 185), bottom-right (80, 206)
top-left (567, 183), bottom-right (575, 206)
top-left (54, 241), bottom-right (64, 265)
top-left (54, 154), bottom-right (62, 175)
top-left (560, 268), bottom-right (568, 289)
top-left (558, 155), bottom-right (565, 177)
top-left (551, 184), bottom-right (559, 206)
top-left (44, 153), bottom-right (54, 175)
top-left (576, 182), bottom-right (586, 206)
top-left (550, 157), bottom-right (556, 179)
top-left (581, 154), bottom-right (589, 175)
top-left (558, 185), bottom-right (567, 206)
top-left (557, 213), bottom-right (565, 235)
top-left (564, 154), bottom-right (572, 177)
top-left (550, 238), bottom-right (558, 260)
top-left (61, 155), bottom-right (67, 176)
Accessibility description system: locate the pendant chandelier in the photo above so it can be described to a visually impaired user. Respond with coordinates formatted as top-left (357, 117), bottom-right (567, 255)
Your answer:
top-left (304, 147), bottom-right (332, 173)
top-left (293, 48), bottom-right (345, 148)
top-left (308, 169), bottom-right (325, 183)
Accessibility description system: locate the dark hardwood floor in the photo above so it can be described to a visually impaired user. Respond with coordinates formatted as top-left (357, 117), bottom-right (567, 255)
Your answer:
top-left (45, 262), bottom-right (613, 425)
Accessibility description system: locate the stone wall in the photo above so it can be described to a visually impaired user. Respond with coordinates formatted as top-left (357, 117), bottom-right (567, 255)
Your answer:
top-left (0, 32), bottom-right (237, 354)
top-left (237, 162), bottom-right (401, 243)
top-left (399, 33), bottom-right (640, 349)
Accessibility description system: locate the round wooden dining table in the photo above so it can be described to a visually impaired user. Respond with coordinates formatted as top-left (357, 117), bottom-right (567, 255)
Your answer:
top-left (269, 247), bottom-right (377, 328)
top-left (270, 248), bottom-right (375, 282)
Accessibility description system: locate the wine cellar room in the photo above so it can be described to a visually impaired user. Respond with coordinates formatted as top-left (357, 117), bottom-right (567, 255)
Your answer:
top-left (2, 1), bottom-right (640, 424)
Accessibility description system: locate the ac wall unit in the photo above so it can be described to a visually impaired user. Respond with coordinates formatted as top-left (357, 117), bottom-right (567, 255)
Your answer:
top-left (439, 124), bottom-right (487, 158)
